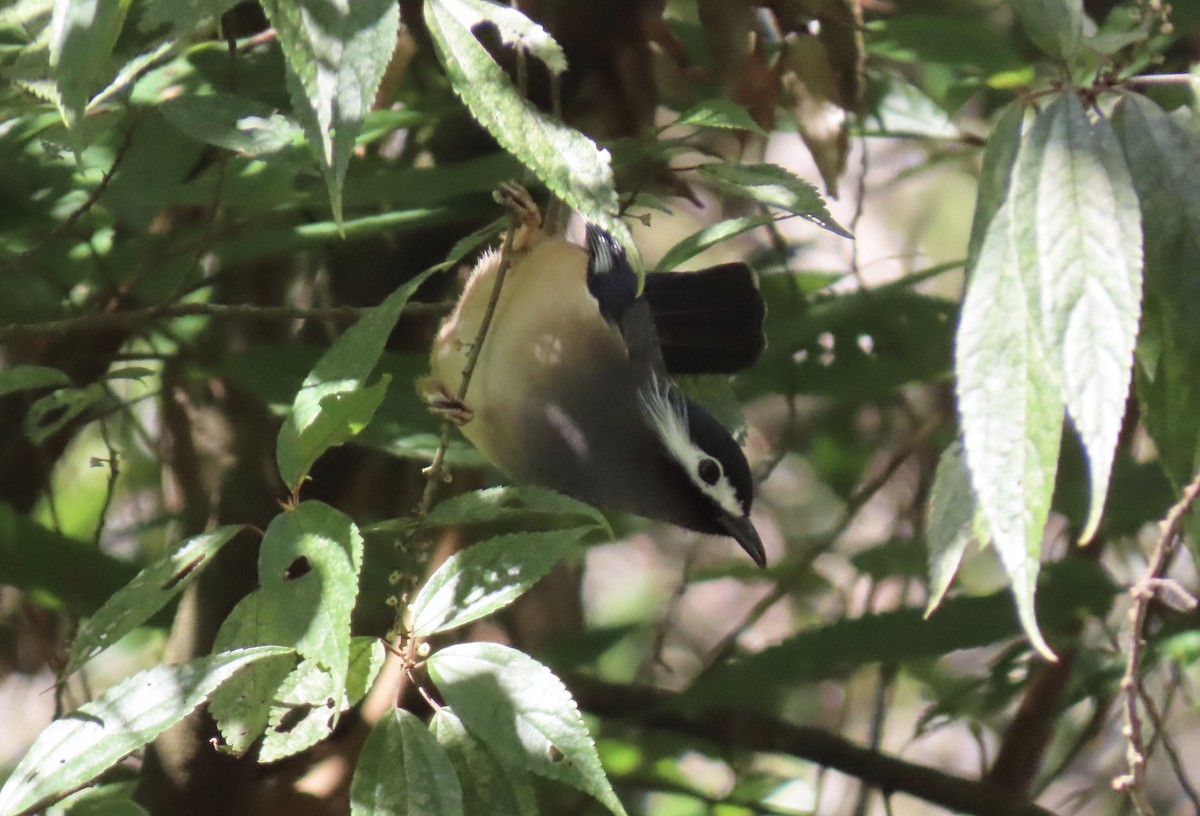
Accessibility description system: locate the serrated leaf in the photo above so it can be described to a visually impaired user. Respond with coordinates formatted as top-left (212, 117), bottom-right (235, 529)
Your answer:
top-left (367, 485), bottom-right (612, 537)
top-left (0, 647), bottom-right (289, 816)
top-left (413, 528), bottom-right (591, 636)
top-left (277, 375), bottom-right (391, 492)
top-left (66, 526), bottom-right (242, 674)
top-left (967, 102), bottom-right (1025, 268)
top-left (955, 200), bottom-right (1062, 660)
top-left (209, 502), bottom-right (363, 752)
top-left (160, 93), bottom-right (301, 156)
top-left (656, 214), bottom-right (776, 272)
top-left (257, 637), bottom-right (384, 763)
top-left (437, 0), bottom-right (565, 74)
top-left (432, 709), bottom-right (538, 816)
top-left (673, 99), bottom-right (766, 135)
top-left (428, 642), bottom-right (626, 816)
top-left (1112, 94), bottom-right (1200, 490)
top-left (0, 365), bottom-right (72, 396)
top-left (423, 0), bottom-right (635, 266)
top-left (47, 0), bottom-right (129, 142)
top-left (696, 162), bottom-right (850, 238)
top-left (1014, 94), bottom-right (1142, 543)
top-left (209, 594), bottom-right (300, 754)
top-left (924, 442), bottom-right (976, 616)
top-left (277, 269), bottom-right (434, 490)
top-left (428, 485), bottom-right (610, 532)
top-left (350, 709), bottom-right (464, 816)
top-left (259, 0), bottom-right (399, 223)
top-left (1011, 0), bottom-right (1084, 61)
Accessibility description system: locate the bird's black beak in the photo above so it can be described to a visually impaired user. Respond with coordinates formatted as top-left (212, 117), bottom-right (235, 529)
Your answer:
top-left (718, 514), bottom-right (766, 568)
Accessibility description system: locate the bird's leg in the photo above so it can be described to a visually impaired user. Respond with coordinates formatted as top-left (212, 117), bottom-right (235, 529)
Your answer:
top-left (416, 377), bottom-right (474, 426)
top-left (493, 181), bottom-right (542, 252)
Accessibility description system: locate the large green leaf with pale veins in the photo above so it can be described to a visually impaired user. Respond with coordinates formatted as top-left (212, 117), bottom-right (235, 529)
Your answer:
top-left (259, 0), bottom-right (399, 223)
top-left (1013, 94), bottom-right (1142, 545)
top-left (350, 709), bottom-right (463, 816)
top-left (423, 0), bottom-right (635, 265)
top-left (955, 198), bottom-right (1062, 660)
top-left (0, 648), bottom-right (290, 816)
top-left (428, 642), bottom-right (627, 816)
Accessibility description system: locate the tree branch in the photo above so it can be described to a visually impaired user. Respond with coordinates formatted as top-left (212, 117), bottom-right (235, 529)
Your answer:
top-left (570, 676), bottom-right (1058, 816)
top-left (0, 301), bottom-right (451, 341)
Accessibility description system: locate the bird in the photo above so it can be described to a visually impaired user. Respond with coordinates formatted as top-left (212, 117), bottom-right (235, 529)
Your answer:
top-left (422, 184), bottom-right (767, 566)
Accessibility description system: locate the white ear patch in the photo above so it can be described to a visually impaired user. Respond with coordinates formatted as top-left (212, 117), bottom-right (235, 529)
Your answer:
top-left (638, 374), bottom-right (744, 519)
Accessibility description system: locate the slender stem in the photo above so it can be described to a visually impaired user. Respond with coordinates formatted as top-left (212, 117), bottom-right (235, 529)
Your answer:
top-left (1113, 468), bottom-right (1200, 808)
top-left (0, 301), bottom-right (450, 341)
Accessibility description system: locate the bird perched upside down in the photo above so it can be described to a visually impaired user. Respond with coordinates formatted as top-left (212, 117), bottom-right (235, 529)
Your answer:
top-left (422, 184), bottom-right (767, 566)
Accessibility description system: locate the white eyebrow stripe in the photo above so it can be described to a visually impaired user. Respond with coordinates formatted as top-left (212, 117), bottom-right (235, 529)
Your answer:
top-left (638, 373), bottom-right (743, 518)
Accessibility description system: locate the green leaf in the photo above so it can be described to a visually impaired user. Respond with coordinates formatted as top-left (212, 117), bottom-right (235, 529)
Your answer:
top-left (256, 638), bottom-right (384, 762)
top-left (423, 0), bottom-right (634, 265)
top-left (1011, 0), bottom-right (1084, 61)
top-left (428, 485), bottom-right (611, 532)
top-left (66, 526), bottom-right (242, 674)
top-left (686, 559), bottom-right (1114, 708)
top-left (277, 375), bottom-right (391, 493)
top-left (967, 101), bottom-right (1025, 269)
top-left (51, 782), bottom-right (148, 816)
top-left (0, 364), bottom-right (72, 396)
top-left (259, 502), bottom-right (363, 713)
top-left (695, 163), bottom-right (850, 239)
top-left (350, 709), bottom-right (464, 816)
top-left (259, 0), bottom-right (399, 223)
top-left (160, 93), bottom-right (301, 156)
top-left (24, 383), bottom-right (110, 444)
top-left (955, 199), bottom-right (1062, 660)
top-left (47, 0), bottom-right (129, 141)
top-left (209, 594), bottom-right (300, 755)
top-left (1112, 94), bottom-right (1200, 490)
top-left (656, 214), bottom-right (777, 272)
top-left (209, 502), bottom-right (363, 752)
top-left (436, 0), bottom-right (566, 74)
top-left (428, 642), bottom-right (627, 816)
top-left (924, 442), bottom-right (976, 616)
top-left (0, 647), bottom-right (290, 816)
top-left (412, 528), bottom-right (592, 636)
top-left (1013, 94), bottom-right (1142, 544)
top-left (277, 269), bottom-right (434, 490)
top-left (673, 99), bottom-right (766, 135)
top-left (431, 709), bottom-right (538, 816)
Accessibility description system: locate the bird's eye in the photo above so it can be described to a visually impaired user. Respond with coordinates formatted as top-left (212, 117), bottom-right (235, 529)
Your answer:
top-left (698, 457), bottom-right (721, 486)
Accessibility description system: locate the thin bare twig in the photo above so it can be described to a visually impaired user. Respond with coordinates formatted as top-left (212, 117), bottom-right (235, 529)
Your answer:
top-left (3, 119), bottom-right (138, 275)
top-left (698, 414), bottom-right (941, 673)
top-left (1113, 468), bottom-right (1200, 810)
top-left (0, 301), bottom-right (450, 341)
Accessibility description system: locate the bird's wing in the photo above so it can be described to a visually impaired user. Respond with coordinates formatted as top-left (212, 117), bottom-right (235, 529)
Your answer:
top-left (585, 224), bottom-right (664, 369)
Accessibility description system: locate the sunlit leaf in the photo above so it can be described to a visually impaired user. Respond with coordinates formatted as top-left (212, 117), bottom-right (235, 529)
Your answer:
top-left (412, 528), bottom-right (592, 636)
top-left (66, 526), bottom-right (243, 673)
top-left (350, 709), bottom-right (463, 816)
top-left (428, 642), bottom-right (627, 816)
top-left (259, 0), bottom-right (399, 222)
top-left (0, 648), bottom-right (290, 816)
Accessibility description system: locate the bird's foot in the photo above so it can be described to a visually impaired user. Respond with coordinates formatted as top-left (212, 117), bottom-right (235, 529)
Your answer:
top-left (494, 182), bottom-right (542, 252)
top-left (427, 390), bottom-right (474, 426)
top-left (416, 376), bottom-right (475, 426)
